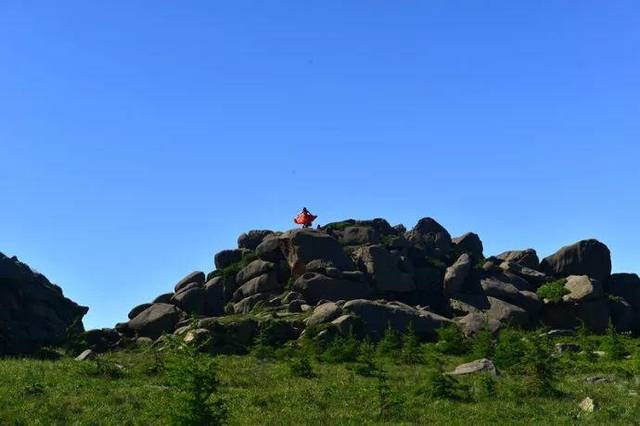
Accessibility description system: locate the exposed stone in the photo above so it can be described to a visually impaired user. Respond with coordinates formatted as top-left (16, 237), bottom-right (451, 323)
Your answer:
top-left (340, 226), bottom-right (381, 246)
top-left (562, 275), bottom-right (603, 302)
top-left (354, 245), bottom-right (415, 293)
top-left (452, 232), bottom-right (484, 259)
top-left (171, 287), bottom-right (206, 315)
top-left (174, 271), bottom-right (205, 293)
top-left (331, 314), bottom-right (360, 336)
top-left (306, 302), bottom-right (343, 326)
top-left (406, 217), bottom-right (452, 256)
top-left (214, 249), bottom-right (249, 270)
top-left (455, 312), bottom-right (501, 337)
top-left (486, 297), bottom-right (530, 328)
top-left (75, 349), bottom-right (96, 361)
top-left (128, 303), bottom-right (152, 320)
top-left (152, 293), bottom-right (174, 304)
top-left (449, 358), bottom-right (497, 376)
top-left (540, 239), bottom-right (612, 282)
top-left (293, 272), bottom-right (371, 305)
top-left (232, 271), bottom-right (281, 302)
top-left (443, 253), bottom-right (472, 297)
top-left (127, 303), bottom-right (181, 339)
top-left (236, 260), bottom-right (275, 285)
top-left (496, 249), bottom-right (540, 269)
top-left (279, 229), bottom-right (353, 278)
top-left (238, 230), bottom-right (273, 250)
top-left (555, 343), bottom-right (580, 353)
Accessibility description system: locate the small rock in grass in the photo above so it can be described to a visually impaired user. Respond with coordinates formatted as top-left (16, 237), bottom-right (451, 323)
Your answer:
top-left (75, 349), bottom-right (96, 361)
top-left (579, 397), bottom-right (596, 413)
top-left (448, 358), bottom-right (497, 376)
top-left (555, 343), bottom-right (580, 353)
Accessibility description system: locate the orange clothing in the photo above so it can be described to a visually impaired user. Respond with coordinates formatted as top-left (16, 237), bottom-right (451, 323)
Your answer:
top-left (294, 212), bottom-right (317, 226)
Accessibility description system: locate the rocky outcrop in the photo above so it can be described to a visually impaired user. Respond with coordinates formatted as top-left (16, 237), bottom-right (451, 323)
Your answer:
top-left (100, 216), bottom-right (638, 355)
top-left (0, 253), bottom-right (88, 355)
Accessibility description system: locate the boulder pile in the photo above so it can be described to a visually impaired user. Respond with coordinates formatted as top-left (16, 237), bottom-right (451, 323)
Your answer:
top-left (96, 217), bottom-right (638, 351)
top-left (0, 253), bottom-right (88, 355)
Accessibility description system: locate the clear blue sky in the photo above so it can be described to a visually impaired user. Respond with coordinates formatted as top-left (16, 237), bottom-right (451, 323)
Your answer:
top-left (1, 1), bottom-right (638, 329)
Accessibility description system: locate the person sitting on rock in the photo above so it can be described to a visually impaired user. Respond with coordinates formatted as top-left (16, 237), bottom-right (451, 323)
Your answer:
top-left (294, 207), bottom-right (317, 228)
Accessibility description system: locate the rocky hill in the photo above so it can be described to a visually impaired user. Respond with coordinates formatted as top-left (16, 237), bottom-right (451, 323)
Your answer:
top-left (0, 253), bottom-right (88, 355)
top-left (86, 217), bottom-right (639, 354)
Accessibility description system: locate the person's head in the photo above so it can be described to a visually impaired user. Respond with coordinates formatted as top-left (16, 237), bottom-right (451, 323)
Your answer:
top-left (302, 207), bottom-right (308, 212)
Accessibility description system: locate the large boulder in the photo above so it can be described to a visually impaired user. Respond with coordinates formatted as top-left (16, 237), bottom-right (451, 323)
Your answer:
top-left (0, 252), bottom-right (89, 355)
top-left (171, 287), bottom-right (206, 315)
top-left (562, 275), bottom-right (603, 302)
top-left (214, 249), bottom-right (249, 270)
top-left (339, 226), bottom-right (381, 246)
top-left (255, 234), bottom-right (285, 262)
top-left (480, 277), bottom-right (542, 314)
top-left (343, 299), bottom-right (451, 340)
top-left (293, 272), bottom-right (371, 305)
top-left (238, 230), bottom-right (273, 250)
top-left (354, 245), bottom-right (415, 293)
top-left (452, 233), bottom-right (484, 259)
top-left (174, 271), bottom-right (206, 293)
top-left (232, 271), bottom-right (281, 302)
top-left (279, 229), bottom-right (353, 278)
top-left (496, 249), bottom-right (540, 270)
top-left (306, 302), bottom-right (343, 326)
top-left (443, 253), bottom-right (472, 297)
top-left (498, 261), bottom-right (548, 286)
top-left (607, 274), bottom-right (640, 310)
top-left (486, 297), bottom-right (530, 328)
top-left (127, 303), bottom-right (181, 339)
top-left (540, 239), bottom-right (612, 282)
top-left (455, 313), bottom-right (501, 337)
top-left (128, 303), bottom-right (152, 320)
top-left (203, 278), bottom-right (225, 316)
top-left (236, 260), bottom-right (275, 285)
top-left (406, 217), bottom-right (452, 256)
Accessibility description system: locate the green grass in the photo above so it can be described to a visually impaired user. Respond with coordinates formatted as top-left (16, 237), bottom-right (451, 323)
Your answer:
top-left (3, 329), bottom-right (640, 425)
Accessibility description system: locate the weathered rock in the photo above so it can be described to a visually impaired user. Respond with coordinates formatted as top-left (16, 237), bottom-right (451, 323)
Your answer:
top-left (306, 302), bottom-right (343, 326)
top-left (540, 239), bottom-right (612, 282)
top-left (127, 303), bottom-right (181, 339)
top-left (607, 273), bottom-right (640, 311)
top-left (480, 277), bottom-right (542, 313)
top-left (293, 272), bottom-right (371, 305)
top-left (174, 271), bottom-right (205, 293)
top-left (255, 234), bottom-right (284, 262)
top-left (236, 260), bottom-right (275, 285)
top-left (203, 278), bottom-right (225, 316)
top-left (486, 297), bottom-right (530, 328)
top-left (496, 249), bottom-right (540, 269)
top-left (174, 282), bottom-right (201, 295)
top-left (233, 293), bottom-right (275, 314)
top-left (279, 229), bottom-right (353, 278)
top-left (287, 300), bottom-right (304, 313)
top-left (232, 271), bottom-right (281, 302)
top-left (354, 245), bottom-right (415, 293)
top-left (455, 313), bottom-right (501, 337)
top-left (449, 358), bottom-right (497, 376)
top-left (171, 287), bottom-right (206, 315)
top-left (340, 226), bottom-right (381, 246)
top-left (448, 294), bottom-right (490, 316)
top-left (579, 397), bottom-right (596, 413)
top-left (406, 217), bottom-right (452, 256)
top-left (331, 315), bottom-right (361, 336)
top-left (152, 293), bottom-right (174, 304)
top-left (610, 297), bottom-right (634, 332)
top-left (81, 328), bottom-right (120, 352)
top-left (342, 299), bottom-right (451, 340)
top-left (0, 252), bottom-right (89, 355)
top-left (238, 230), bottom-right (273, 250)
top-left (562, 275), bottom-right (603, 302)
top-left (214, 249), bottom-right (249, 270)
top-left (452, 232), bottom-right (484, 259)
top-left (443, 253), bottom-right (472, 297)
top-left (183, 328), bottom-right (211, 346)
top-left (128, 303), bottom-right (153, 320)
top-left (75, 349), bottom-right (96, 361)
top-left (282, 291), bottom-right (304, 304)
top-left (499, 262), bottom-right (548, 285)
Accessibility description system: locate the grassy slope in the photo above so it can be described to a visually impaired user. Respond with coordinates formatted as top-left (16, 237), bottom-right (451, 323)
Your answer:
top-left (2, 334), bottom-right (640, 425)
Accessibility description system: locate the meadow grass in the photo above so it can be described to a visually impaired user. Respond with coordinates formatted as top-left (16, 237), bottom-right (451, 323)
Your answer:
top-left (2, 329), bottom-right (640, 425)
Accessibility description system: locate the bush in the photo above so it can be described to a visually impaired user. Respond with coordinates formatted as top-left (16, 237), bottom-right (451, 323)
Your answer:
top-left (519, 333), bottom-right (559, 396)
top-left (400, 325), bottom-right (424, 364)
top-left (436, 324), bottom-right (470, 355)
top-left (493, 328), bottom-right (527, 369)
top-left (536, 279), bottom-right (569, 303)
top-left (165, 343), bottom-right (227, 426)
top-left (251, 328), bottom-right (275, 360)
top-left (420, 370), bottom-right (469, 401)
top-left (577, 322), bottom-right (598, 362)
top-left (353, 338), bottom-right (379, 377)
top-left (477, 374), bottom-right (496, 398)
top-left (289, 356), bottom-right (315, 378)
top-left (376, 365), bottom-right (403, 420)
top-left (601, 320), bottom-right (628, 360)
top-left (376, 327), bottom-right (403, 357)
top-left (470, 329), bottom-right (495, 360)
top-left (319, 334), bottom-right (360, 364)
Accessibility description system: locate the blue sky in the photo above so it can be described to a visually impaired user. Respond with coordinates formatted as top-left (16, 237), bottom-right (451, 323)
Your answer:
top-left (1, 1), bottom-right (638, 329)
